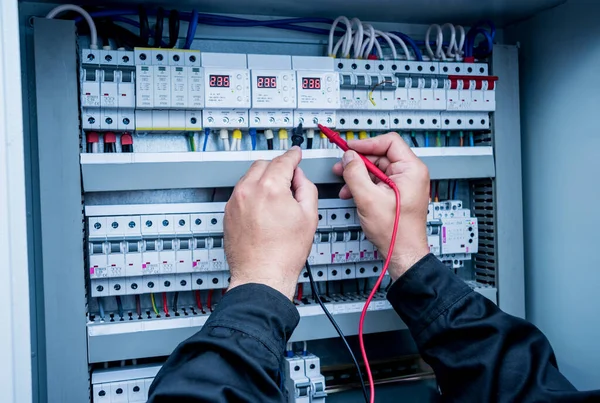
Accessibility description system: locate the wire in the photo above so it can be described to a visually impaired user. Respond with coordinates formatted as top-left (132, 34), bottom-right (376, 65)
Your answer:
top-left (203, 128), bottom-right (210, 151)
top-left (436, 131), bottom-right (442, 147)
top-left (167, 9), bottom-right (180, 48)
top-left (138, 6), bottom-right (149, 47)
top-left (410, 131), bottom-right (419, 148)
top-left (115, 296), bottom-right (124, 319)
top-left (459, 131), bottom-right (464, 147)
top-left (162, 292), bottom-right (169, 317)
top-left (358, 181), bottom-right (400, 403)
top-left (305, 261), bottom-right (368, 402)
top-left (46, 5), bottom-right (98, 49)
top-left (135, 295), bottom-right (142, 318)
top-left (297, 283), bottom-right (303, 301)
top-left (154, 7), bottom-right (165, 47)
top-left (445, 131), bottom-right (450, 147)
top-left (424, 131), bottom-right (430, 147)
top-left (98, 297), bottom-right (105, 321)
top-left (453, 179), bottom-right (459, 200)
top-left (469, 131), bottom-right (475, 147)
top-left (207, 289), bottom-right (214, 312)
top-left (195, 290), bottom-right (205, 313)
top-left (173, 292), bottom-right (179, 314)
top-left (368, 80), bottom-right (394, 106)
top-left (184, 9), bottom-right (199, 49)
top-left (150, 293), bottom-right (160, 316)
top-left (434, 181), bottom-right (440, 202)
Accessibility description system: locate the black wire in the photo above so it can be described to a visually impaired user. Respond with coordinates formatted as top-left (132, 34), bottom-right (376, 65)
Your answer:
top-left (411, 135), bottom-right (419, 148)
top-left (305, 261), bottom-right (369, 402)
top-left (115, 296), bottom-right (124, 320)
top-left (385, 277), bottom-right (393, 292)
top-left (447, 180), bottom-right (452, 201)
top-left (138, 6), bottom-right (150, 47)
top-left (307, 137), bottom-right (313, 150)
top-left (173, 292), bottom-right (179, 315)
top-left (445, 134), bottom-right (450, 147)
top-left (168, 10), bottom-right (180, 48)
top-left (154, 7), bottom-right (165, 47)
top-left (267, 138), bottom-right (274, 150)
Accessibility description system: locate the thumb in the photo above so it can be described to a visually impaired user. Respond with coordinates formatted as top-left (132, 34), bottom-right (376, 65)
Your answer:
top-left (341, 151), bottom-right (378, 206)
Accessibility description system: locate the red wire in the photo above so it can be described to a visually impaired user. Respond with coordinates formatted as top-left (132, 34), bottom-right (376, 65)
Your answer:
top-left (195, 290), bottom-right (205, 313)
top-left (162, 292), bottom-right (169, 316)
top-left (358, 182), bottom-right (401, 403)
top-left (297, 283), bottom-right (303, 301)
top-left (207, 289), bottom-right (213, 312)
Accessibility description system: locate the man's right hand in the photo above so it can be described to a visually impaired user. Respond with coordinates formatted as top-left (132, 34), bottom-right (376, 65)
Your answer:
top-left (332, 133), bottom-right (430, 280)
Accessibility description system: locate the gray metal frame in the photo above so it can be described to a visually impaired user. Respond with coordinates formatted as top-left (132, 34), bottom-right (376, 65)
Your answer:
top-left (33, 18), bottom-right (89, 403)
top-left (492, 45), bottom-right (526, 318)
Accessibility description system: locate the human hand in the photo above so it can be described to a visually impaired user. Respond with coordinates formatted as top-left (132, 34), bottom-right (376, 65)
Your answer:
top-left (332, 133), bottom-right (430, 279)
top-left (225, 147), bottom-right (318, 300)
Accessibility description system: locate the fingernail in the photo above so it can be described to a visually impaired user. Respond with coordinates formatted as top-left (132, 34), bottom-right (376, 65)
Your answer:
top-left (342, 151), bottom-right (355, 167)
top-left (290, 146), bottom-right (301, 152)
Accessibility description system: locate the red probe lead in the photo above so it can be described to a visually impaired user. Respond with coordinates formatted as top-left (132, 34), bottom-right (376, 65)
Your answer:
top-left (318, 124), bottom-right (401, 403)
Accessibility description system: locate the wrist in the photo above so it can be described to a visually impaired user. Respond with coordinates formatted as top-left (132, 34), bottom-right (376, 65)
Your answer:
top-left (388, 243), bottom-right (430, 280)
top-left (228, 275), bottom-right (298, 301)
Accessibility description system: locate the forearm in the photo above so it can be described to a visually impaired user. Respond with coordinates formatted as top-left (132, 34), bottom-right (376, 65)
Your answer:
top-left (387, 254), bottom-right (597, 402)
top-left (148, 284), bottom-right (299, 403)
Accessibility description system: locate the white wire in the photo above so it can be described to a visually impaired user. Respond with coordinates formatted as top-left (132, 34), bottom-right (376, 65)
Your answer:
top-left (46, 5), bottom-right (98, 49)
top-left (360, 31), bottom-right (383, 59)
top-left (363, 24), bottom-right (376, 58)
top-left (441, 23), bottom-right (457, 60)
top-left (332, 36), bottom-right (346, 58)
top-left (387, 32), bottom-right (412, 61)
top-left (342, 22), bottom-right (353, 58)
top-left (302, 341), bottom-right (308, 354)
top-left (425, 24), bottom-right (444, 60)
top-left (350, 18), bottom-right (364, 59)
top-left (280, 138), bottom-right (288, 150)
top-left (328, 16), bottom-right (351, 57)
top-left (223, 139), bottom-right (230, 151)
top-left (374, 30), bottom-right (397, 60)
top-left (455, 25), bottom-right (466, 61)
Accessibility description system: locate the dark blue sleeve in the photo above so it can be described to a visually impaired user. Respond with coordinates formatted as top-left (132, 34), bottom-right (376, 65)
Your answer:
top-left (148, 283), bottom-right (299, 403)
top-left (387, 254), bottom-right (600, 402)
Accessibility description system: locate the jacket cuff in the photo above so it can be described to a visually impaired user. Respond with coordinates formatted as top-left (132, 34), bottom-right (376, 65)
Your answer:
top-left (206, 283), bottom-right (300, 357)
top-left (386, 254), bottom-right (473, 337)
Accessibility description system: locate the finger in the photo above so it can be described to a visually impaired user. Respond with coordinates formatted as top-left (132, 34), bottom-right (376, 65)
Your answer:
top-left (239, 160), bottom-right (269, 184)
top-left (291, 167), bottom-right (318, 215)
top-left (339, 184), bottom-right (352, 200)
top-left (334, 156), bottom-right (391, 180)
top-left (340, 150), bottom-right (379, 206)
top-left (347, 133), bottom-right (418, 164)
top-left (332, 161), bottom-right (343, 177)
top-left (261, 146), bottom-right (302, 187)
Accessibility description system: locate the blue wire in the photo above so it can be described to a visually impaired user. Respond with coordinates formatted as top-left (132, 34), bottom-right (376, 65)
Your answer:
top-left (249, 128), bottom-right (257, 150)
top-left (98, 297), bottom-right (105, 320)
top-left (469, 132), bottom-right (475, 147)
top-left (424, 132), bottom-right (429, 147)
top-left (203, 128), bottom-right (210, 152)
top-left (184, 9), bottom-right (199, 49)
top-left (389, 31), bottom-right (423, 61)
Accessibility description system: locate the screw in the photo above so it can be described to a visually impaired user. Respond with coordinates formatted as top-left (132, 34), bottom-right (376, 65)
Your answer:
top-left (122, 56), bottom-right (129, 63)
top-left (104, 55), bottom-right (112, 62)
top-left (133, 386), bottom-right (140, 392)
top-left (87, 54), bottom-right (95, 61)
top-left (179, 219), bottom-right (185, 226)
top-left (189, 55), bottom-right (196, 63)
top-left (345, 213), bottom-right (351, 219)
top-left (105, 117), bottom-right (113, 125)
top-left (128, 221), bottom-right (136, 228)
top-left (212, 277), bottom-right (219, 284)
top-left (173, 54), bottom-right (180, 62)
top-left (310, 364), bottom-right (316, 369)
top-left (123, 118), bottom-right (130, 125)
top-left (145, 220), bottom-right (152, 227)
top-left (196, 278), bottom-right (203, 285)
top-left (114, 284), bottom-right (121, 291)
top-left (147, 282), bottom-right (154, 288)
top-left (180, 280), bottom-right (187, 286)
top-left (190, 117), bottom-right (197, 124)
top-left (88, 117), bottom-right (95, 124)
top-left (131, 283), bottom-right (138, 290)
top-left (156, 54), bottom-right (164, 61)
top-left (162, 219), bottom-right (169, 227)
top-left (195, 218), bottom-right (202, 225)
top-left (211, 218), bottom-right (217, 225)
top-left (96, 285), bottom-right (104, 292)
top-left (164, 281), bottom-right (171, 287)
top-left (116, 388), bottom-right (123, 394)
top-left (139, 53), bottom-right (147, 61)
top-left (111, 221), bottom-right (118, 229)
top-left (94, 222), bottom-right (101, 230)
top-left (98, 390), bottom-right (106, 397)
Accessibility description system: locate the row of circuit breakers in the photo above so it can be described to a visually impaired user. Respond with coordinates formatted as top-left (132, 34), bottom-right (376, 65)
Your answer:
top-left (92, 351), bottom-right (327, 403)
top-left (87, 201), bottom-right (478, 298)
top-left (80, 48), bottom-right (497, 132)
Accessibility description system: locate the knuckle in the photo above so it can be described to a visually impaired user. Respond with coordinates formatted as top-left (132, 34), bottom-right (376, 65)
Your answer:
top-left (259, 177), bottom-right (279, 195)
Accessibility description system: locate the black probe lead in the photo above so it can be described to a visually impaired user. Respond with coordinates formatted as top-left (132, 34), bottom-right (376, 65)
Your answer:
top-left (305, 260), bottom-right (369, 402)
top-left (291, 123), bottom-right (304, 147)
